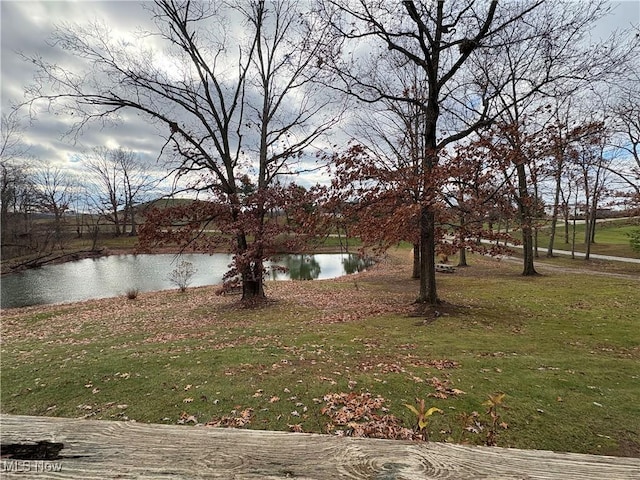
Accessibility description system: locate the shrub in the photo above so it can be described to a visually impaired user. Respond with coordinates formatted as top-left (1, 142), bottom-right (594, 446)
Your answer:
top-left (168, 260), bottom-right (197, 292)
top-left (125, 288), bottom-right (139, 300)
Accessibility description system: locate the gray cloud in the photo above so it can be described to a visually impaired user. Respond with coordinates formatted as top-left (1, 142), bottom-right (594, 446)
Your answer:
top-left (1, 0), bottom-right (173, 190)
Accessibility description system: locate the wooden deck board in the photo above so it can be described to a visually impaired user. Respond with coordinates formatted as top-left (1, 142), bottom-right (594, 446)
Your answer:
top-left (1, 414), bottom-right (639, 479)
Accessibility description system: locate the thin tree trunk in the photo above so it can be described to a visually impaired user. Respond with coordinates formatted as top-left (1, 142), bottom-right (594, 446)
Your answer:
top-left (504, 219), bottom-right (510, 246)
top-left (585, 218), bottom-right (592, 260)
top-left (458, 214), bottom-right (468, 267)
top-left (563, 204), bottom-right (570, 244)
top-left (547, 164), bottom-right (563, 257)
top-left (589, 199), bottom-right (598, 244)
top-left (571, 202), bottom-right (577, 259)
top-left (130, 212), bottom-right (137, 236)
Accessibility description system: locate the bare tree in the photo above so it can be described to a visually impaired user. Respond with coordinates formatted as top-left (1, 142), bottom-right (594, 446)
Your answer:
top-left (322, 1), bottom-right (638, 291)
top-left (574, 125), bottom-right (611, 259)
top-left (543, 99), bottom-right (604, 257)
top-left (115, 148), bottom-right (154, 237)
top-left (32, 162), bottom-right (77, 246)
top-left (82, 147), bottom-right (153, 237)
top-left (168, 260), bottom-right (197, 292)
top-left (25, 0), bottom-right (339, 301)
top-left (84, 147), bottom-right (125, 236)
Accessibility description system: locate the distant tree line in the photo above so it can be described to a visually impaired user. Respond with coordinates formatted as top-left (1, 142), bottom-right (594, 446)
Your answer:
top-left (1, 112), bottom-right (156, 261)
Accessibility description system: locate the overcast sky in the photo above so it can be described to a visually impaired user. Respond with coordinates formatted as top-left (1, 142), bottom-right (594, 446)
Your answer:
top-left (1, 1), bottom-right (639, 193)
top-left (1, 1), bottom-right (166, 183)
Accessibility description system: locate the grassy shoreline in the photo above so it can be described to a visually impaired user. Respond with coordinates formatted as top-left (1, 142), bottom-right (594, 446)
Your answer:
top-left (1, 248), bottom-right (638, 457)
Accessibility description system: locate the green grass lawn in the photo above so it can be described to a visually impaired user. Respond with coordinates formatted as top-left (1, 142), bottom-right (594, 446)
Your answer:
top-left (1, 249), bottom-right (638, 457)
top-left (535, 218), bottom-right (640, 258)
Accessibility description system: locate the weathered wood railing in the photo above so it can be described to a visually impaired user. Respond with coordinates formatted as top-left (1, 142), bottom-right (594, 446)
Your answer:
top-left (1, 414), bottom-right (639, 479)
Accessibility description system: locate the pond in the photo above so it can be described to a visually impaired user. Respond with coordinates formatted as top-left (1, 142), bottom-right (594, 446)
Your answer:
top-left (0, 253), bottom-right (373, 309)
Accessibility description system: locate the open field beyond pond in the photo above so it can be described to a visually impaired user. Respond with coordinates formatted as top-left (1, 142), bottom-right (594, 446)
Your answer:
top-left (1, 249), bottom-right (638, 457)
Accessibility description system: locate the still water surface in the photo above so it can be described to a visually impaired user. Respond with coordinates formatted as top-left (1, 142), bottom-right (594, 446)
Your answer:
top-left (1, 253), bottom-right (371, 309)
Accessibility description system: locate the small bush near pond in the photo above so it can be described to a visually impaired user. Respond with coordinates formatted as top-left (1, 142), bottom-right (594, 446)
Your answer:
top-left (168, 260), bottom-right (197, 292)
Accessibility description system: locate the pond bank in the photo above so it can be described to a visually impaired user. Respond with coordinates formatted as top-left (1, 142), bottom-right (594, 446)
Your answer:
top-left (1, 249), bottom-right (107, 275)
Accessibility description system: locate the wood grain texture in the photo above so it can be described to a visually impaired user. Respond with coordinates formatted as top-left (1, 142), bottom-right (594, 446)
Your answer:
top-left (1, 414), bottom-right (639, 479)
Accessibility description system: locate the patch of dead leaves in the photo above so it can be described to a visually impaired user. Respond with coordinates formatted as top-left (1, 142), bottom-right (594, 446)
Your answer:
top-left (205, 408), bottom-right (254, 428)
top-left (321, 392), bottom-right (419, 441)
top-left (426, 376), bottom-right (466, 399)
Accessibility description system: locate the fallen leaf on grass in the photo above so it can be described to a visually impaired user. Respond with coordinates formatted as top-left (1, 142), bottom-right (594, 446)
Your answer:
top-left (206, 408), bottom-right (254, 428)
top-left (426, 377), bottom-right (465, 399)
top-left (319, 376), bottom-right (337, 385)
top-left (177, 412), bottom-right (198, 424)
top-left (426, 359), bottom-right (461, 370)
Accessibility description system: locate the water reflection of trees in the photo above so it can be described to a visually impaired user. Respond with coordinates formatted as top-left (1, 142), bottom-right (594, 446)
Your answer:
top-left (268, 253), bottom-right (374, 281)
top-left (285, 254), bottom-right (322, 280)
top-left (342, 255), bottom-right (374, 274)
